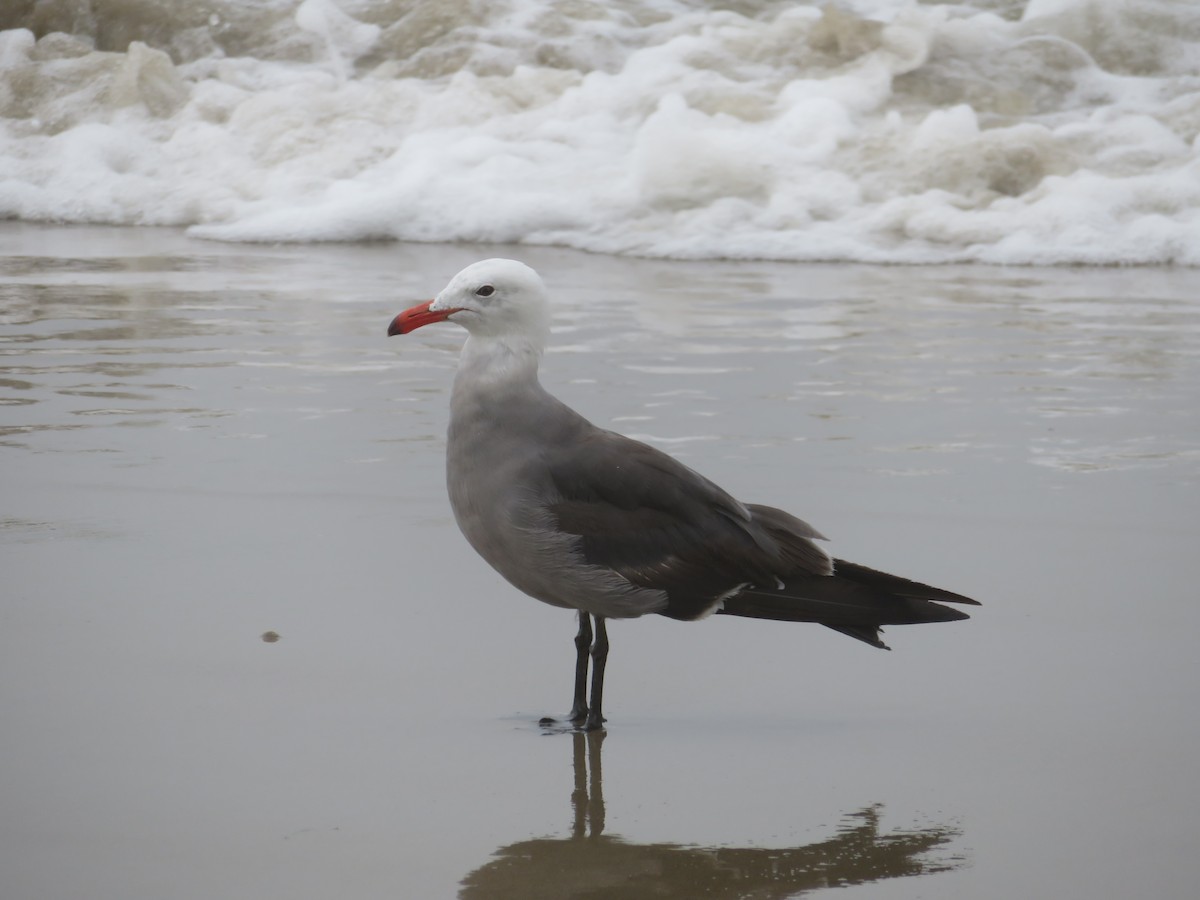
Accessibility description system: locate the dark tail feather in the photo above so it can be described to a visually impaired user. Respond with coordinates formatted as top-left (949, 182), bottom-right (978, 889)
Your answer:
top-left (824, 624), bottom-right (893, 650)
top-left (716, 558), bottom-right (978, 650)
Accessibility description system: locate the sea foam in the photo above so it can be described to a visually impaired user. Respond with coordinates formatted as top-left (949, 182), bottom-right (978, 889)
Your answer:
top-left (1, 0), bottom-right (1197, 265)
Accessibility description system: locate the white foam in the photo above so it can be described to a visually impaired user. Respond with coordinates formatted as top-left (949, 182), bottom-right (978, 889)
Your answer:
top-left (1, 0), bottom-right (1197, 264)
top-left (294, 0), bottom-right (380, 82)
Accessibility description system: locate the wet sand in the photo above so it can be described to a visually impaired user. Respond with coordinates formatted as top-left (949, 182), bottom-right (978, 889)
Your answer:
top-left (2, 223), bottom-right (1198, 899)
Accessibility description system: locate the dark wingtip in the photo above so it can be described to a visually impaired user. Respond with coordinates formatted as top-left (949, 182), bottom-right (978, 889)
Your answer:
top-left (833, 559), bottom-right (980, 607)
top-left (930, 603), bottom-right (972, 622)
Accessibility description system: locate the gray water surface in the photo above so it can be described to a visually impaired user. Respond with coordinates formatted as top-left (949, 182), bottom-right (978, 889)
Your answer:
top-left (2, 224), bottom-right (1198, 899)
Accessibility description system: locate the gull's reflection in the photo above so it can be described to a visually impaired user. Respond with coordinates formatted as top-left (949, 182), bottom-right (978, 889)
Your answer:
top-left (460, 730), bottom-right (966, 899)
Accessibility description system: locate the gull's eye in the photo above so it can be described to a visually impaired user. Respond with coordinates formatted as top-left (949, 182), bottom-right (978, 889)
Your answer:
top-left (475, 284), bottom-right (495, 297)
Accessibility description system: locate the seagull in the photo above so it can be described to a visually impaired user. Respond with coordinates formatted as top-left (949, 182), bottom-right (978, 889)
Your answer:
top-left (388, 259), bottom-right (978, 730)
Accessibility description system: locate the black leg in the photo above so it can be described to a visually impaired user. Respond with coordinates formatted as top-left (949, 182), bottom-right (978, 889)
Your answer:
top-left (569, 611), bottom-right (592, 723)
top-left (583, 617), bottom-right (608, 732)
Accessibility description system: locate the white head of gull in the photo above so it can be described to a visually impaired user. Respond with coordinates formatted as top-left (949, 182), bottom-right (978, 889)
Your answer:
top-left (388, 258), bottom-right (978, 731)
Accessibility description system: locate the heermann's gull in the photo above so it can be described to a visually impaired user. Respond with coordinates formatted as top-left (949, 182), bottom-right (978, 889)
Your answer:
top-left (388, 259), bottom-right (978, 731)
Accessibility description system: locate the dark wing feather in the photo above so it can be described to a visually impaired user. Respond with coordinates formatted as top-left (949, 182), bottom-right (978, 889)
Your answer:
top-left (538, 424), bottom-right (978, 642)
top-left (830, 560), bottom-right (980, 607)
top-left (719, 557), bottom-right (978, 648)
top-left (542, 429), bottom-right (790, 619)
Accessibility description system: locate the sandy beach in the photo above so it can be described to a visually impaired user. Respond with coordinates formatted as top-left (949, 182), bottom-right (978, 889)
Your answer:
top-left (2, 222), bottom-right (1198, 899)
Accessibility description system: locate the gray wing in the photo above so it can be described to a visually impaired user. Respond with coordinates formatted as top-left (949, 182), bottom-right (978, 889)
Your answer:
top-left (541, 427), bottom-right (830, 620)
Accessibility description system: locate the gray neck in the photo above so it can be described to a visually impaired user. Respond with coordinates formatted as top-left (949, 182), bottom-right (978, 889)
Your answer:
top-left (452, 333), bottom-right (545, 407)
top-left (446, 330), bottom-right (590, 451)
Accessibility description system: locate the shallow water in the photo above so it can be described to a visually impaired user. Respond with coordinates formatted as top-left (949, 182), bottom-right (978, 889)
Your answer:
top-left (2, 223), bottom-right (1198, 899)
